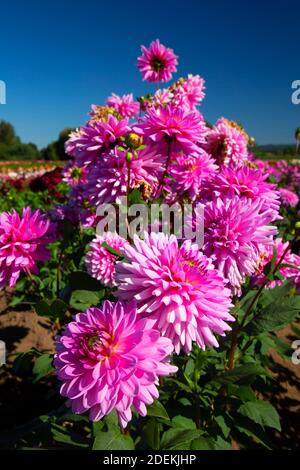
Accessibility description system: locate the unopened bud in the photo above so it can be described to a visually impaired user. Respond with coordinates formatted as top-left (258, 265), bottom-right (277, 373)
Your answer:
top-left (125, 133), bottom-right (143, 149)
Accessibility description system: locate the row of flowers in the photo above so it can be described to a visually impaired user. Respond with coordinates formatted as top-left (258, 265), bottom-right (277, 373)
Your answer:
top-left (1, 40), bottom-right (300, 431)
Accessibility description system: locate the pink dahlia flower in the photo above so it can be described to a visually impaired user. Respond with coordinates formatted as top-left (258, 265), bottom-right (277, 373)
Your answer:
top-left (86, 147), bottom-right (165, 206)
top-left (205, 118), bottom-right (248, 167)
top-left (62, 162), bottom-right (88, 187)
top-left (54, 300), bottom-right (177, 427)
top-left (253, 238), bottom-right (300, 289)
top-left (165, 149), bottom-right (218, 202)
top-left (137, 39), bottom-right (178, 83)
top-left (279, 188), bottom-right (299, 208)
top-left (202, 197), bottom-right (278, 294)
top-left (116, 233), bottom-right (234, 353)
top-left (173, 74), bottom-right (206, 110)
top-left (65, 116), bottom-right (130, 167)
top-left (137, 105), bottom-right (207, 154)
top-left (206, 165), bottom-right (281, 220)
top-left (86, 232), bottom-right (128, 286)
top-left (106, 93), bottom-right (140, 119)
top-left (153, 88), bottom-right (174, 107)
top-left (0, 208), bottom-right (53, 288)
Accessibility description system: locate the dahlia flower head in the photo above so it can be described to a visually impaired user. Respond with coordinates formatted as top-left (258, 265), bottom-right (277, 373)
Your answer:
top-left (86, 232), bottom-right (128, 286)
top-left (205, 118), bottom-right (249, 167)
top-left (106, 93), bottom-right (140, 119)
top-left (172, 74), bottom-right (206, 111)
top-left (279, 188), bottom-right (299, 208)
top-left (86, 147), bottom-right (165, 206)
top-left (202, 196), bottom-right (278, 295)
top-left (165, 149), bottom-right (218, 202)
top-left (253, 238), bottom-right (300, 289)
top-left (62, 161), bottom-right (88, 187)
top-left (116, 233), bottom-right (234, 354)
top-left (0, 208), bottom-right (53, 288)
top-left (54, 300), bottom-right (177, 428)
top-left (203, 165), bottom-right (281, 220)
top-left (137, 39), bottom-right (178, 83)
top-left (65, 115), bottom-right (130, 167)
top-left (136, 104), bottom-right (207, 154)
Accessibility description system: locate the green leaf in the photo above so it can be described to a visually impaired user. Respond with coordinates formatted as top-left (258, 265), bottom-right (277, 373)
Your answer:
top-left (32, 354), bottom-right (54, 383)
top-left (227, 384), bottom-right (257, 403)
top-left (51, 423), bottom-right (89, 448)
top-left (190, 436), bottom-right (215, 450)
top-left (92, 429), bottom-right (134, 450)
top-left (171, 416), bottom-right (196, 429)
top-left (212, 364), bottom-right (267, 385)
top-left (101, 242), bottom-right (124, 259)
top-left (160, 428), bottom-right (202, 450)
top-left (69, 289), bottom-right (105, 311)
top-left (147, 401), bottom-right (170, 420)
top-left (144, 418), bottom-right (160, 450)
top-left (215, 415), bottom-right (230, 438)
top-left (246, 296), bottom-right (300, 336)
top-left (238, 400), bottom-right (281, 431)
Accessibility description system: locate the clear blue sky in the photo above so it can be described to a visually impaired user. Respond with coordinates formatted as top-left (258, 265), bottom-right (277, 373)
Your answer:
top-left (0, 0), bottom-right (299, 148)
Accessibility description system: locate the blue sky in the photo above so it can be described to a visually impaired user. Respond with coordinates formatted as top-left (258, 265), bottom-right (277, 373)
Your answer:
top-left (0, 0), bottom-right (299, 148)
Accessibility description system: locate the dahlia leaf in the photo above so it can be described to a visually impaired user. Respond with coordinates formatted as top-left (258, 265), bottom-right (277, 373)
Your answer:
top-left (238, 400), bottom-right (281, 431)
top-left (92, 429), bottom-right (135, 450)
top-left (246, 295), bottom-right (300, 335)
top-left (190, 436), bottom-right (215, 450)
top-left (147, 401), bottom-right (170, 420)
top-left (32, 354), bottom-right (54, 383)
top-left (143, 418), bottom-right (160, 450)
top-left (212, 363), bottom-right (267, 385)
top-left (160, 428), bottom-right (202, 450)
top-left (69, 289), bottom-right (105, 311)
top-left (101, 242), bottom-right (125, 259)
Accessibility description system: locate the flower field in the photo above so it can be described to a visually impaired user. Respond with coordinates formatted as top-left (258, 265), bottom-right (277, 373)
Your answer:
top-left (0, 40), bottom-right (300, 451)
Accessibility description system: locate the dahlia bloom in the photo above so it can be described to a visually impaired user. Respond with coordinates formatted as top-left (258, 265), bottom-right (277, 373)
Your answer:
top-left (0, 208), bottom-right (53, 288)
top-left (86, 147), bottom-right (165, 206)
top-left (153, 88), bottom-right (174, 107)
top-left (62, 162), bottom-right (88, 187)
top-left (106, 93), bottom-right (140, 119)
top-left (116, 233), bottom-right (234, 353)
top-left (173, 74), bottom-right (206, 110)
top-left (54, 300), bottom-right (177, 427)
top-left (202, 197), bottom-right (278, 294)
top-left (65, 116), bottom-right (130, 167)
top-left (205, 118), bottom-right (248, 167)
top-left (205, 165), bottom-right (281, 219)
top-left (253, 238), bottom-right (300, 289)
top-left (137, 39), bottom-right (178, 83)
top-left (165, 149), bottom-right (218, 202)
top-left (279, 188), bottom-right (299, 208)
top-left (137, 105), bottom-right (207, 154)
top-left (86, 232), bottom-right (128, 286)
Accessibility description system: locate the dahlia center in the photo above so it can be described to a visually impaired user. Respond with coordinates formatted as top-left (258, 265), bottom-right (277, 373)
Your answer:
top-left (150, 57), bottom-right (165, 71)
top-left (83, 330), bottom-right (117, 360)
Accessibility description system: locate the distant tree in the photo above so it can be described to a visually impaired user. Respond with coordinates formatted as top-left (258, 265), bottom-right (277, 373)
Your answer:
top-left (295, 127), bottom-right (300, 155)
top-left (41, 128), bottom-right (73, 161)
top-left (0, 120), bottom-right (18, 145)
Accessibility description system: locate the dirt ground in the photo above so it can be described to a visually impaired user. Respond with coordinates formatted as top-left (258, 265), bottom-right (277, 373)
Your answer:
top-left (0, 289), bottom-right (299, 448)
